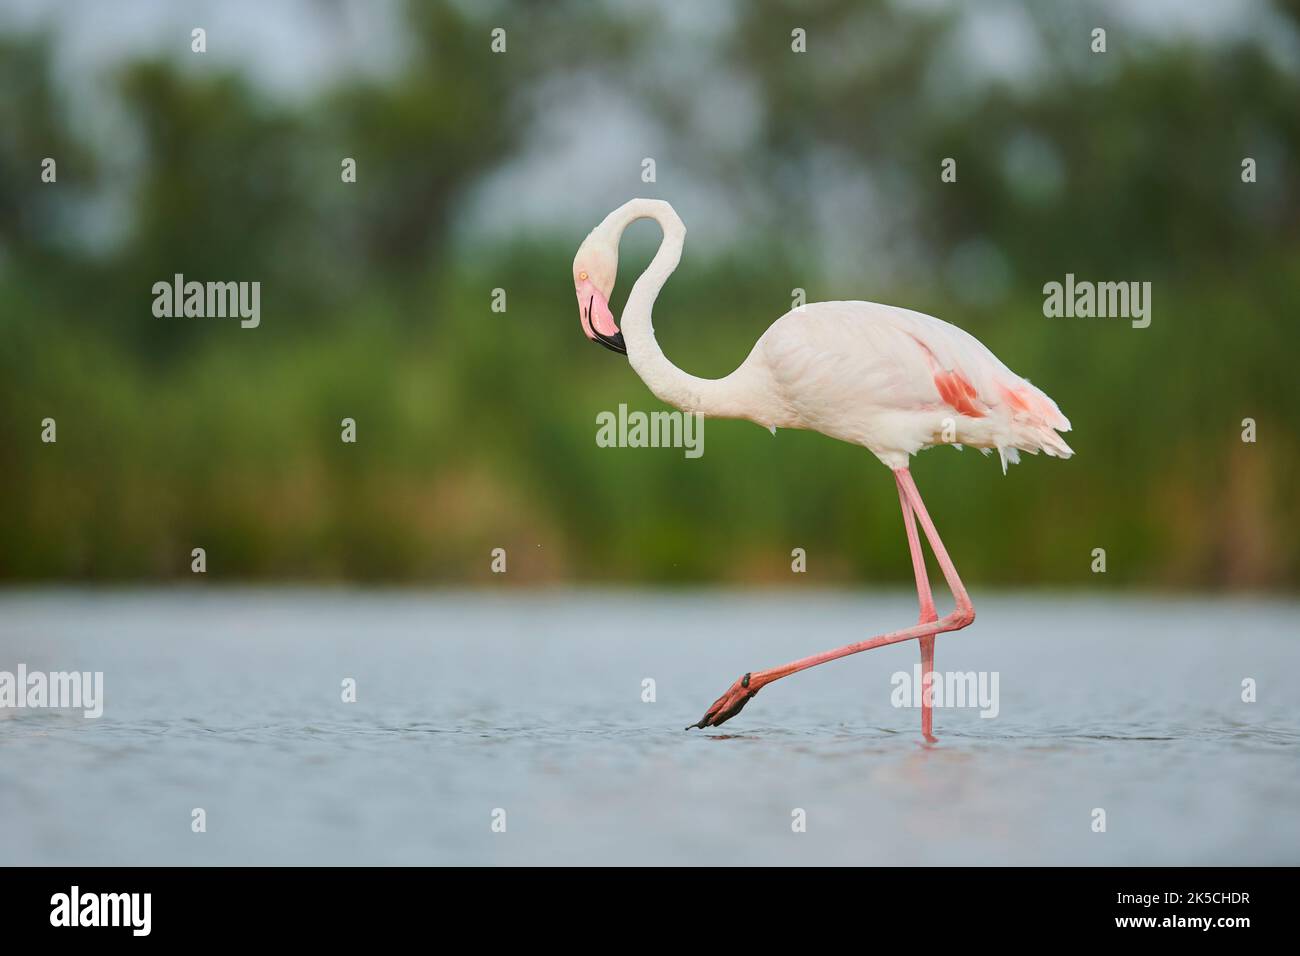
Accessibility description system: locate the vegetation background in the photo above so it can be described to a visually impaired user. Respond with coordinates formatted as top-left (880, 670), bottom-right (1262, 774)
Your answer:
top-left (2, 0), bottom-right (1296, 589)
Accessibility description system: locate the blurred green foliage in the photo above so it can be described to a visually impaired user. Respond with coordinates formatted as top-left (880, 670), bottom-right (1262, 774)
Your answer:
top-left (1, 1), bottom-right (1297, 589)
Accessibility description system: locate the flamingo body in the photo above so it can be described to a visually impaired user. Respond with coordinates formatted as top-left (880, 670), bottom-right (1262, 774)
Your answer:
top-left (727, 299), bottom-right (1073, 471)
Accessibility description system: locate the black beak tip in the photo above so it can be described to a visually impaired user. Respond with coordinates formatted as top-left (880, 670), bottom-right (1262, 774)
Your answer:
top-left (594, 330), bottom-right (627, 355)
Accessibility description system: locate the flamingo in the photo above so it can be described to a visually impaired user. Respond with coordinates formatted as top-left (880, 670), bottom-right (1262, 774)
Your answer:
top-left (573, 198), bottom-right (1072, 740)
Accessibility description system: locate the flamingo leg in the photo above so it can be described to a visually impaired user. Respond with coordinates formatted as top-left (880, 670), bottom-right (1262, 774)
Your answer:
top-left (688, 467), bottom-right (974, 731)
top-left (898, 474), bottom-right (939, 743)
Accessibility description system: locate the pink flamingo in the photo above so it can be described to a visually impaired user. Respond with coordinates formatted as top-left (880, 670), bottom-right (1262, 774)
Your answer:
top-left (573, 199), bottom-right (1072, 740)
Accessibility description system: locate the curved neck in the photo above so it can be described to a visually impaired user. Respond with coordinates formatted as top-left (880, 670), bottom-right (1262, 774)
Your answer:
top-left (610, 199), bottom-right (750, 418)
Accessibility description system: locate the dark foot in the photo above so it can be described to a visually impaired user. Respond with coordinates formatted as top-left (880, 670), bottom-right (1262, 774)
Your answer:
top-left (686, 672), bottom-right (760, 729)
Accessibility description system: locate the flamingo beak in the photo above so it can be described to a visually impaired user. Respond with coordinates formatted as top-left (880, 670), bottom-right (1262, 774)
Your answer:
top-left (576, 280), bottom-right (626, 355)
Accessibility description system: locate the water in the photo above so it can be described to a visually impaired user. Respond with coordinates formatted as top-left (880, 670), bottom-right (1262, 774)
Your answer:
top-left (1, 589), bottom-right (1297, 866)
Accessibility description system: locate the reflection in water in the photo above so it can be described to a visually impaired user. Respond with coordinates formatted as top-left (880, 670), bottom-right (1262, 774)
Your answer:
top-left (0, 589), bottom-right (1297, 865)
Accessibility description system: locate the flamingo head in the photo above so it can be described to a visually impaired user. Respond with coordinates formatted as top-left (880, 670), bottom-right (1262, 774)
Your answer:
top-left (573, 229), bottom-right (625, 355)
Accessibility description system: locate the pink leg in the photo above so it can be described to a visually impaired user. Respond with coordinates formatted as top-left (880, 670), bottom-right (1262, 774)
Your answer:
top-left (689, 467), bottom-right (974, 731)
top-left (919, 635), bottom-right (936, 741)
top-left (899, 475), bottom-right (939, 742)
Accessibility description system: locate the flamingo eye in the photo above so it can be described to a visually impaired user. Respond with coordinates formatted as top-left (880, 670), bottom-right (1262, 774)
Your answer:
top-left (579, 271), bottom-right (588, 281)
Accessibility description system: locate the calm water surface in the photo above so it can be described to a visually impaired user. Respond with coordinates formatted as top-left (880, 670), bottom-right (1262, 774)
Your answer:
top-left (1, 589), bottom-right (1297, 865)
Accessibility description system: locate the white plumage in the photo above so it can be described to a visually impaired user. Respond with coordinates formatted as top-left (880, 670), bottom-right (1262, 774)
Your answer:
top-left (735, 299), bottom-right (1073, 472)
top-left (574, 199), bottom-right (1072, 474)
